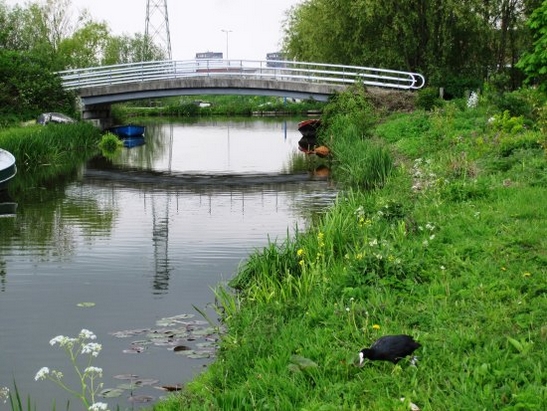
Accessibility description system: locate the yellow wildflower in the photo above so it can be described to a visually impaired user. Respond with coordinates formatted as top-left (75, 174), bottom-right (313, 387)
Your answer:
top-left (297, 249), bottom-right (304, 257)
top-left (372, 324), bottom-right (381, 330)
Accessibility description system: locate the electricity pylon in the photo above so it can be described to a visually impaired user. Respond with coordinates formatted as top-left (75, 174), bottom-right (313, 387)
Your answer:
top-left (144, 0), bottom-right (172, 60)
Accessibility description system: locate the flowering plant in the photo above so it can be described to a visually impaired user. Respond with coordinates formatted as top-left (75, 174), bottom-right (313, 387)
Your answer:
top-left (35, 329), bottom-right (109, 411)
top-left (0, 386), bottom-right (9, 404)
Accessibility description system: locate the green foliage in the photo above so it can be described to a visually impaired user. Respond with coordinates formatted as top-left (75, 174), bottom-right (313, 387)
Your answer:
top-left (516, 1), bottom-right (547, 91)
top-left (489, 88), bottom-right (547, 122)
top-left (0, 122), bottom-right (101, 194)
top-left (282, 0), bottom-right (525, 91)
top-left (112, 96), bottom-right (326, 119)
top-left (58, 21), bottom-right (110, 68)
top-left (489, 110), bottom-right (526, 135)
top-left (154, 91), bottom-right (547, 410)
top-left (98, 132), bottom-right (123, 155)
top-left (415, 87), bottom-right (443, 111)
top-left (498, 131), bottom-right (545, 157)
top-left (7, 381), bottom-right (36, 411)
top-left (321, 88), bottom-right (377, 136)
top-left (0, 50), bottom-right (75, 119)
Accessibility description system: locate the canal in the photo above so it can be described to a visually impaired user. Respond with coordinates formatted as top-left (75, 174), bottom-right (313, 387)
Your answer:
top-left (0, 118), bottom-right (336, 409)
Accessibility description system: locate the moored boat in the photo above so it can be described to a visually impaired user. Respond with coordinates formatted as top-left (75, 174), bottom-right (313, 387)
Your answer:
top-left (37, 112), bottom-right (76, 125)
top-left (122, 136), bottom-right (146, 148)
top-left (0, 200), bottom-right (17, 217)
top-left (297, 118), bottom-right (322, 138)
top-left (0, 149), bottom-right (17, 191)
top-left (107, 124), bottom-right (146, 138)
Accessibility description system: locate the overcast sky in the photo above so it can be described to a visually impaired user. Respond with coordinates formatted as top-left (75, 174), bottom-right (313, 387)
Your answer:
top-left (5, 0), bottom-right (302, 60)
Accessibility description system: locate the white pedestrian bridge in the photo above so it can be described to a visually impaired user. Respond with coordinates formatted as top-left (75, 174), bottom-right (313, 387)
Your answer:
top-left (57, 59), bottom-right (425, 127)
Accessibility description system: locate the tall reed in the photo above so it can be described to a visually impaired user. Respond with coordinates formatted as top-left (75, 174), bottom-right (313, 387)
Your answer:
top-left (328, 116), bottom-right (394, 189)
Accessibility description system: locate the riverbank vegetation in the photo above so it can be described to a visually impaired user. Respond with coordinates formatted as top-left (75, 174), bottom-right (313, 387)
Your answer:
top-left (2, 0), bottom-right (547, 409)
top-left (0, 123), bottom-right (101, 197)
top-left (111, 95), bottom-right (325, 121)
top-left (153, 86), bottom-right (547, 410)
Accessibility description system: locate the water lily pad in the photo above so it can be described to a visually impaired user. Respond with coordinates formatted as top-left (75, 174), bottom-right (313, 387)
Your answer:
top-left (117, 383), bottom-right (138, 390)
top-left (131, 339), bottom-right (153, 346)
top-left (156, 314), bottom-right (195, 327)
top-left (99, 388), bottom-right (124, 398)
top-left (110, 329), bottom-right (149, 338)
top-left (173, 345), bottom-right (192, 352)
top-left (110, 313), bottom-right (223, 360)
top-left (187, 351), bottom-right (212, 359)
top-left (128, 395), bottom-right (154, 403)
top-left (190, 327), bottom-right (216, 336)
top-left (196, 341), bottom-right (217, 349)
top-left (123, 346), bottom-right (146, 354)
top-left (134, 378), bottom-right (160, 386)
top-left (77, 302), bottom-right (96, 308)
top-left (113, 374), bottom-right (139, 380)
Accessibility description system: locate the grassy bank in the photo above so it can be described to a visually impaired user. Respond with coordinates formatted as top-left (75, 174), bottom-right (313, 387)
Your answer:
top-left (155, 89), bottom-right (547, 410)
top-left (0, 122), bottom-right (102, 195)
top-left (111, 95), bottom-right (325, 119)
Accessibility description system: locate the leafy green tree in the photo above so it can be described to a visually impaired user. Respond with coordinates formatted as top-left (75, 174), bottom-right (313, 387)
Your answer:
top-left (103, 33), bottom-right (166, 65)
top-left (282, 0), bottom-right (535, 95)
top-left (58, 21), bottom-right (110, 68)
top-left (0, 50), bottom-right (75, 118)
top-left (516, 1), bottom-right (547, 91)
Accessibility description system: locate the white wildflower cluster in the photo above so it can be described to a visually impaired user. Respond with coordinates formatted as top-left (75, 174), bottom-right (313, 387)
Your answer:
top-left (79, 329), bottom-right (97, 340)
top-left (419, 221), bottom-right (437, 247)
top-left (411, 158), bottom-right (448, 194)
top-left (84, 367), bottom-right (103, 376)
top-left (467, 91), bottom-right (479, 108)
top-left (0, 386), bottom-right (9, 403)
top-left (36, 330), bottom-right (109, 410)
top-left (49, 335), bottom-right (77, 347)
top-left (82, 342), bottom-right (102, 357)
top-left (34, 367), bottom-right (63, 381)
top-left (35, 367), bottom-right (50, 381)
top-left (89, 402), bottom-right (109, 411)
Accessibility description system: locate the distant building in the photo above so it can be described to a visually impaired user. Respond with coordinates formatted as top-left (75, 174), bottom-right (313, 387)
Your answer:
top-left (194, 51), bottom-right (229, 72)
top-left (266, 52), bottom-right (286, 67)
top-left (195, 51), bottom-right (223, 59)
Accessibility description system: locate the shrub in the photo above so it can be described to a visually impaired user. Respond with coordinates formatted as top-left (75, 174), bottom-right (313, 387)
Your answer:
top-left (416, 87), bottom-right (444, 111)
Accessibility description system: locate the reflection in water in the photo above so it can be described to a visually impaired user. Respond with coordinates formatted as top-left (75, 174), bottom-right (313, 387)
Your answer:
top-left (0, 119), bottom-right (336, 410)
top-left (151, 194), bottom-right (171, 294)
top-left (0, 260), bottom-right (6, 292)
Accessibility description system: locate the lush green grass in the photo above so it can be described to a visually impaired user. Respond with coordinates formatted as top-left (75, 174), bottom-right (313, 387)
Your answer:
top-left (0, 122), bottom-right (101, 195)
top-left (154, 90), bottom-right (547, 410)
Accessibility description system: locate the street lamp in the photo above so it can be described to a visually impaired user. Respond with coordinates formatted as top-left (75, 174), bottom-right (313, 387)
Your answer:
top-left (221, 29), bottom-right (233, 60)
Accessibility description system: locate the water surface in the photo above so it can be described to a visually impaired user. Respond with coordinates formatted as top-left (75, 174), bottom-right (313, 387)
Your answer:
top-left (0, 118), bottom-right (335, 409)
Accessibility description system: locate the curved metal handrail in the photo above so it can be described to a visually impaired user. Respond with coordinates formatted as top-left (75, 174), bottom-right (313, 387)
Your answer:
top-left (57, 59), bottom-right (425, 92)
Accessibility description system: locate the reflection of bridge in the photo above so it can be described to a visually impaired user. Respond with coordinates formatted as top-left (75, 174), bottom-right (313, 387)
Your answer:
top-left (58, 59), bottom-right (425, 128)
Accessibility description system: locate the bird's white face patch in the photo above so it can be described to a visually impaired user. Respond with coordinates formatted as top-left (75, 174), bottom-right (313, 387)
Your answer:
top-left (359, 351), bottom-right (364, 366)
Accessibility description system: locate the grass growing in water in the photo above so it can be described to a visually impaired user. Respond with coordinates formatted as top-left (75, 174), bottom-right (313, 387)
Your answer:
top-left (0, 122), bottom-right (101, 195)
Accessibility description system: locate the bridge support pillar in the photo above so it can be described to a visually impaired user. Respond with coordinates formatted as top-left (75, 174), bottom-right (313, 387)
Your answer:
top-left (81, 103), bottom-right (113, 130)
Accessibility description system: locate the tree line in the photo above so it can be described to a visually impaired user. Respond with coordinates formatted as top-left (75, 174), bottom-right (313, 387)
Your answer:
top-left (1, 0), bottom-right (546, 121)
top-left (281, 0), bottom-right (547, 96)
top-left (0, 0), bottom-right (165, 121)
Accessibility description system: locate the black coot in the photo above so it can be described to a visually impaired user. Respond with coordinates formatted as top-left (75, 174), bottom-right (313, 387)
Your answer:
top-left (359, 334), bottom-right (421, 365)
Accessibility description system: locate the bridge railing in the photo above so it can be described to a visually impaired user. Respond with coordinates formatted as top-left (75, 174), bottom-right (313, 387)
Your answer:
top-left (57, 59), bottom-right (425, 91)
